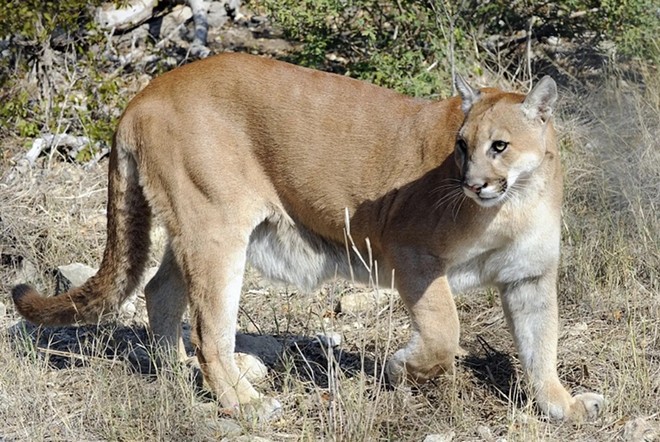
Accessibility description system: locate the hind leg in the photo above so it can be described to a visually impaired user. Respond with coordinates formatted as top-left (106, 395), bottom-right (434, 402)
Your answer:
top-left (145, 243), bottom-right (188, 362)
top-left (170, 209), bottom-right (281, 419)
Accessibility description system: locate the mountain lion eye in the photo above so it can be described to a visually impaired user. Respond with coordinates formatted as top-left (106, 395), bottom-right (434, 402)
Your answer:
top-left (456, 139), bottom-right (468, 154)
top-left (491, 140), bottom-right (508, 153)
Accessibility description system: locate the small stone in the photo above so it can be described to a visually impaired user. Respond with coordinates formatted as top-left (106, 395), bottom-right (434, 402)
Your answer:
top-left (316, 331), bottom-right (342, 348)
top-left (0, 302), bottom-right (6, 317)
top-left (622, 417), bottom-right (657, 442)
top-left (204, 417), bottom-right (242, 438)
top-left (235, 352), bottom-right (268, 382)
top-left (234, 437), bottom-right (273, 442)
top-left (55, 263), bottom-right (98, 293)
top-left (477, 425), bottom-right (493, 441)
top-left (338, 289), bottom-right (389, 314)
top-left (160, 4), bottom-right (192, 39)
top-left (423, 432), bottom-right (455, 442)
top-left (120, 299), bottom-right (137, 318)
top-left (207, 1), bottom-right (230, 28)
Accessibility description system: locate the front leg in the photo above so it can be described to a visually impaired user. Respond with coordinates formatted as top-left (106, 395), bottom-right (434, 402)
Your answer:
top-left (500, 271), bottom-right (604, 421)
top-left (387, 254), bottom-right (460, 384)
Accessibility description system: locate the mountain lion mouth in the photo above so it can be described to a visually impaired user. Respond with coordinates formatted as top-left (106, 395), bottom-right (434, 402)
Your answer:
top-left (462, 179), bottom-right (508, 206)
top-left (472, 192), bottom-right (505, 207)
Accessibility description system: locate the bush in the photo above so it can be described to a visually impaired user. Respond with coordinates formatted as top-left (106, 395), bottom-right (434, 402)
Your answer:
top-left (0, 0), bottom-right (123, 158)
top-left (254, 0), bottom-right (474, 97)
top-left (252, 0), bottom-right (658, 96)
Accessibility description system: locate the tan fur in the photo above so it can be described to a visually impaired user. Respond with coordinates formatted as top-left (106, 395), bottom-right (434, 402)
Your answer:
top-left (12, 53), bottom-right (603, 420)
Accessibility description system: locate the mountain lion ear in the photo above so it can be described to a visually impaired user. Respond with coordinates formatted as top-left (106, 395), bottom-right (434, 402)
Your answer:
top-left (522, 76), bottom-right (557, 123)
top-left (455, 74), bottom-right (481, 114)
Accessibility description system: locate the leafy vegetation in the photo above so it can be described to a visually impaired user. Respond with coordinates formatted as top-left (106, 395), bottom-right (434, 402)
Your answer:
top-left (0, 0), bottom-right (121, 157)
top-left (253, 0), bottom-right (658, 96)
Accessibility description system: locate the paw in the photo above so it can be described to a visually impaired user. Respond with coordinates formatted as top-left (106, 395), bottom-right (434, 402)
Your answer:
top-left (386, 349), bottom-right (453, 386)
top-left (385, 350), bottom-right (407, 385)
top-left (543, 391), bottom-right (606, 421)
top-left (238, 396), bottom-right (283, 423)
top-left (571, 392), bottom-right (606, 421)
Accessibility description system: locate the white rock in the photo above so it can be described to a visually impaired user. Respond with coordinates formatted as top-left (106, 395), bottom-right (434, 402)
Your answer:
top-left (56, 262), bottom-right (98, 290)
top-left (338, 290), bottom-right (390, 314)
top-left (622, 417), bottom-right (657, 442)
top-left (0, 302), bottom-right (6, 317)
top-left (316, 331), bottom-right (342, 348)
top-left (95, 0), bottom-right (158, 31)
top-left (120, 299), bottom-right (137, 318)
top-left (204, 417), bottom-right (242, 437)
top-left (235, 352), bottom-right (268, 382)
top-left (160, 4), bottom-right (192, 38)
top-left (477, 425), bottom-right (493, 441)
top-left (423, 432), bottom-right (455, 442)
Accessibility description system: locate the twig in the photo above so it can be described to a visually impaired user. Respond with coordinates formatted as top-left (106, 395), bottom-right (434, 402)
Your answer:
top-left (36, 346), bottom-right (115, 365)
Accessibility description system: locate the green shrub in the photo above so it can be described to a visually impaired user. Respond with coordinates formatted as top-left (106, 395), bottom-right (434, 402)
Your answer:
top-left (0, 0), bottom-right (125, 158)
top-left (252, 0), bottom-right (658, 96)
top-left (253, 0), bottom-right (473, 97)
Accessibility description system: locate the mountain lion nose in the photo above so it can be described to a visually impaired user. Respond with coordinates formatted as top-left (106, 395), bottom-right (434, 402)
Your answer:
top-left (464, 182), bottom-right (487, 194)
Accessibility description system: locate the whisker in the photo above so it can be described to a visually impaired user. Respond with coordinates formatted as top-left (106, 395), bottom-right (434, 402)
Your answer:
top-left (432, 188), bottom-right (464, 214)
top-left (452, 193), bottom-right (467, 221)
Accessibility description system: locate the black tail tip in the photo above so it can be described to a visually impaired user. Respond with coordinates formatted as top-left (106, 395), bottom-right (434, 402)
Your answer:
top-left (12, 283), bottom-right (36, 303)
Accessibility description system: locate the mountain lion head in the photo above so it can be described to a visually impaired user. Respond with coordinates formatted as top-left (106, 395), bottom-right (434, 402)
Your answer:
top-left (454, 76), bottom-right (558, 207)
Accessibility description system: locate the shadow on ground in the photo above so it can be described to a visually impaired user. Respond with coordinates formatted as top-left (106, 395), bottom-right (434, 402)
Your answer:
top-left (6, 321), bottom-right (523, 407)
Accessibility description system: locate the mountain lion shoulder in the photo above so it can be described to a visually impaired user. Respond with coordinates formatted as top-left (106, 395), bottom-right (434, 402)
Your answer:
top-left (12, 53), bottom-right (604, 421)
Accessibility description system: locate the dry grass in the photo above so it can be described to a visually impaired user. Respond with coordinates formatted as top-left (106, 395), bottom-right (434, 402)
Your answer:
top-left (0, 68), bottom-right (658, 441)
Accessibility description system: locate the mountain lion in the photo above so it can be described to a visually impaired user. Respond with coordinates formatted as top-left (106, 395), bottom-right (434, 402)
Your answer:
top-left (12, 53), bottom-right (604, 421)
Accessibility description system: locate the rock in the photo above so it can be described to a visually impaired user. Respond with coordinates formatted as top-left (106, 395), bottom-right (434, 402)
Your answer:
top-left (55, 263), bottom-right (98, 293)
top-left (205, 417), bottom-right (242, 437)
top-left (119, 297), bottom-right (137, 319)
top-left (0, 302), bottom-right (6, 317)
top-left (477, 425), bottom-right (493, 441)
top-left (423, 432), bottom-right (455, 442)
top-left (234, 436), bottom-right (273, 442)
top-left (26, 133), bottom-right (92, 165)
top-left (235, 352), bottom-right (268, 382)
top-left (622, 417), bottom-right (657, 442)
top-left (95, 0), bottom-right (158, 31)
top-left (207, 1), bottom-right (229, 28)
top-left (567, 321), bottom-right (589, 337)
top-left (338, 289), bottom-right (390, 314)
top-left (235, 334), bottom-right (282, 366)
top-left (316, 331), bottom-right (342, 348)
top-left (160, 4), bottom-right (192, 40)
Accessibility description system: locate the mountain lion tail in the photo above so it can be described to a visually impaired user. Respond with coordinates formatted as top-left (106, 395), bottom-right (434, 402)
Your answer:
top-left (12, 128), bottom-right (152, 326)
